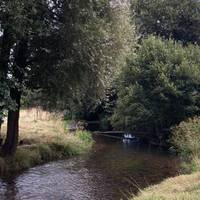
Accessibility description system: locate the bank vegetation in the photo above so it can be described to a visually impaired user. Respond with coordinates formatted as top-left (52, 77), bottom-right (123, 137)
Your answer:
top-left (0, 109), bottom-right (93, 175)
top-left (130, 117), bottom-right (200, 200)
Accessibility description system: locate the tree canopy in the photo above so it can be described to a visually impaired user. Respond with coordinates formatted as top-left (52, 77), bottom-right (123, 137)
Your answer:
top-left (1, 0), bottom-right (200, 154)
top-left (0, 0), bottom-right (135, 154)
top-left (132, 0), bottom-right (200, 44)
top-left (111, 36), bottom-right (200, 140)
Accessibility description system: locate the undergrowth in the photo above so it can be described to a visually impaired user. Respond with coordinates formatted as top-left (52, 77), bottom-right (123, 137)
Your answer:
top-left (0, 131), bottom-right (93, 174)
top-left (0, 109), bottom-right (93, 175)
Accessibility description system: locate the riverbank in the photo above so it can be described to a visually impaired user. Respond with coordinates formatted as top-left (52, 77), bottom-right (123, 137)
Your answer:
top-left (130, 171), bottom-right (200, 200)
top-left (0, 109), bottom-right (93, 175)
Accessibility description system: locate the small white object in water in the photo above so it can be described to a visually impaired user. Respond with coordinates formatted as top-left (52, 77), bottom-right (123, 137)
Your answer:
top-left (124, 133), bottom-right (136, 139)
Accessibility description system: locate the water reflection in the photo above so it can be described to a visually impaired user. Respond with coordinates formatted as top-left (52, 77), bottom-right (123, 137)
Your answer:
top-left (0, 135), bottom-right (180, 200)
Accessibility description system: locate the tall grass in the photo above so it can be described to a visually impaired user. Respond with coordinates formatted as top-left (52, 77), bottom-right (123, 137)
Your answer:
top-left (129, 172), bottom-right (200, 200)
top-left (0, 109), bottom-right (93, 175)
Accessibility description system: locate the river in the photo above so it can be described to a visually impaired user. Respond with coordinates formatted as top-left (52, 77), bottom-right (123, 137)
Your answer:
top-left (0, 135), bottom-right (180, 200)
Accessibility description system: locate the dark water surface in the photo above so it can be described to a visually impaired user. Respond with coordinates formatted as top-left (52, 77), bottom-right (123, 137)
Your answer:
top-left (0, 135), bottom-right (180, 200)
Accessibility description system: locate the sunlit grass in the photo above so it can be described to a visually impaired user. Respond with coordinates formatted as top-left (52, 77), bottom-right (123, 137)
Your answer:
top-left (129, 172), bottom-right (200, 200)
top-left (0, 108), bottom-right (93, 174)
top-left (2, 108), bottom-right (66, 144)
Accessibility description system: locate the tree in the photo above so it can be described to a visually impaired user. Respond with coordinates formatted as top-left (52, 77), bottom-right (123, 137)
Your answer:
top-left (0, 1), bottom-right (16, 143)
top-left (132, 0), bottom-right (200, 44)
top-left (0, 0), bottom-right (136, 154)
top-left (0, 0), bottom-right (53, 154)
top-left (43, 0), bottom-right (135, 121)
top-left (111, 36), bottom-right (200, 141)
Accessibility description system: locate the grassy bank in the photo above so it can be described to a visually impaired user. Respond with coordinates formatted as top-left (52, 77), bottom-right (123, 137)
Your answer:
top-left (130, 117), bottom-right (200, 200)
top-left (130, 172), bottom-right (200, 200)
top-left (0, 109), bottom-right (93, 175)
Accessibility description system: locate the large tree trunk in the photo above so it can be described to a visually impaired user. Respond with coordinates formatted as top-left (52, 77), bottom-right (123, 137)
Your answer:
top-left (2, 39), bottom-right (28, 155)
top-left (2, 90), bottom-right (21, 155)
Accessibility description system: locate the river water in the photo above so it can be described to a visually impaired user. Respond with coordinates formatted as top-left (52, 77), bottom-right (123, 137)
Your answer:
top-left (0, 135), bottom-right (180, 200)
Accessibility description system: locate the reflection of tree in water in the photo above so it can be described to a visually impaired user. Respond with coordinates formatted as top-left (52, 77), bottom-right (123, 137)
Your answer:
top-left (2, 179), bottom-right (18, 200)
top-left (84, 137), bottom-right (179, 199)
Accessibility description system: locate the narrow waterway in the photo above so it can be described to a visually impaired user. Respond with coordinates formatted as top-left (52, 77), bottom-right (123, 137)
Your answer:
top-left (0, 135), bottom-right (180, 200)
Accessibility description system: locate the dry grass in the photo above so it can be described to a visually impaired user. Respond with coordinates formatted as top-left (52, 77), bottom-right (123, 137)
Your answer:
top-left (0, 108), bottom-right (93, 174)
top-left (130, 172), bottom-right (200, 200)
top-left (2, 108), bottom-right (65, 144)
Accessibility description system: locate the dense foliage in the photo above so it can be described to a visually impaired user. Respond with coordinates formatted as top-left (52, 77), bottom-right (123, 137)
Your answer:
top-left (172, 116), bottom-right (200, 158)
top-left (0, 0), bottom-right (135, 154)
top-left (58, 2), bottom-right (135, 120)
top-left (111, 36), bottom-right (200, 140)
top-left (171, 116), bottom-right (200, 173)
top-left (132, 0), bottom-right (200, 44)
top-left (1, 0), bottom-right (200, 156)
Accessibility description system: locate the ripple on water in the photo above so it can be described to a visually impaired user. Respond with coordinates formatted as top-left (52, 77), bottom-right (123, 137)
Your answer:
top-left (0, 137), bottom-right (180, 200)
top-left (6, 158), bottom-right (112, 200)
top-left (0, 181), bottom-right (6, 197)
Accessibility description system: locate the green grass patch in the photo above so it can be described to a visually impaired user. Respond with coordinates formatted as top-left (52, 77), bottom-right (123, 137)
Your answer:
top-left (76, 130), bottom-right (93, 144)
top-left (0, 130), bottom-right (93, 175)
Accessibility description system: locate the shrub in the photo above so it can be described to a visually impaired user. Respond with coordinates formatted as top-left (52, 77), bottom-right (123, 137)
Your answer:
top-left (37, 144), bottom-right (53, 161)
top-left (171, 116), bottom-right (200, 172)
top-left (76, 131), bottom-right (92, 144)
top-left (99, 117), bottom-right (111, 131)
top-left (6, 148), bottom-right (41, 171)
top-left (171, 116), bottom-right (200, 158)
top-left (49, 141), bottom-right (71, 158)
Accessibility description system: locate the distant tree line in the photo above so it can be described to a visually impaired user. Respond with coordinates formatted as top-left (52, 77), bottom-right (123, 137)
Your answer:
top-left (110, 0), bottom-right (200, 142)
top-left (132, 0), bottom-right (200, 44)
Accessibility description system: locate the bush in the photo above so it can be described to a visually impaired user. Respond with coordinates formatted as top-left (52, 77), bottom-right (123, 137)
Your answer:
top-left (112, 36), bottom-right (200, 137)
top-left (99, 116), bottom-right (111, 131)
top-left (171, 116), bottom-right (200, 173)
top-left (76, 131), bottom-right (92, 144)
top-left (37, 144), bottom-right (53, 161)
top-left (171, 116), bottom-right (200, 159)
top-left (7, 148), bottom-right (41, 171)
top-left (49, 141), bottom-right (72, 157)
